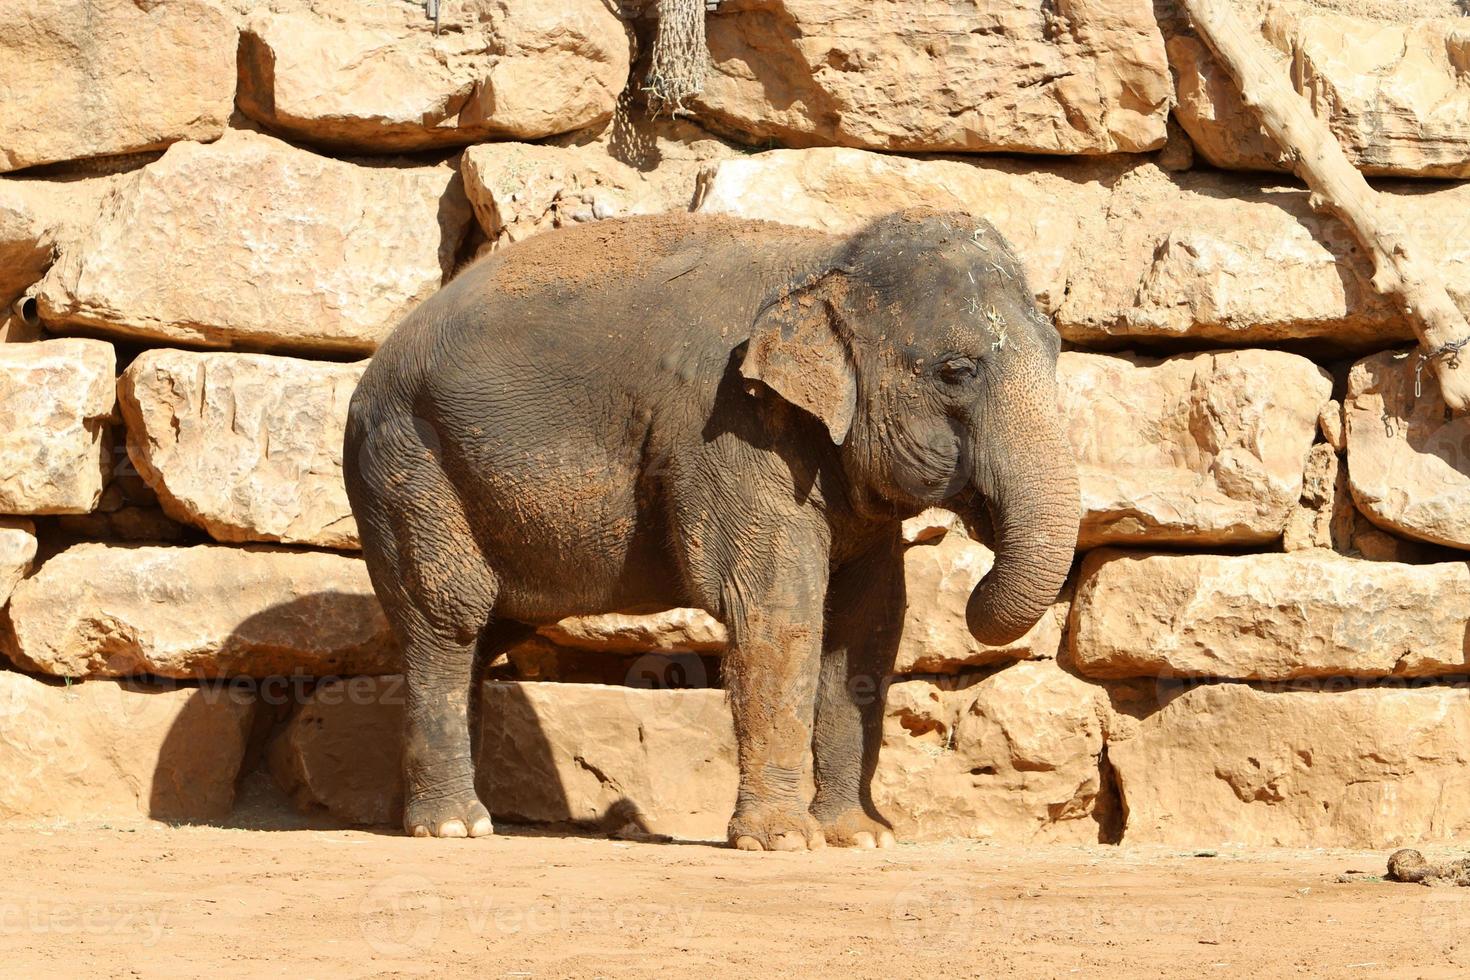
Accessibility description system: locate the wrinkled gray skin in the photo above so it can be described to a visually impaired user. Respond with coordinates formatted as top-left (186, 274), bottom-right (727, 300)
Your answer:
top-left (343, 210), bottom-right (1080, 848)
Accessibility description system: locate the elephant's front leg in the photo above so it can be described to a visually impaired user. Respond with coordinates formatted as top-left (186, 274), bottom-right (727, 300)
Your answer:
top-left (717, 525), bottom-right (830, 852)
top-left (810, 530), bottom-right (904, 848)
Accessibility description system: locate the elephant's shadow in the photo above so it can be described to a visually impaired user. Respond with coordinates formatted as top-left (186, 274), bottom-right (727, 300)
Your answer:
top-left (146, 592), bottom-right (724, 843)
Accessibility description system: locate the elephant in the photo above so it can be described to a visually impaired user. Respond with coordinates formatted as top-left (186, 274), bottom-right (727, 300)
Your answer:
top-left (342, 208), bottom-right (1080, 848)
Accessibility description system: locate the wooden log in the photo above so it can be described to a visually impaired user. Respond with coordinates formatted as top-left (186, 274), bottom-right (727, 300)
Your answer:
top-left (1180, 0), bottom-right (1470, 412)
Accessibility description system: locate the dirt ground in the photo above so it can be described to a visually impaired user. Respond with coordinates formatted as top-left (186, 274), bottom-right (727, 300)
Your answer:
top-left (7, 822), bottom-right (1470, 979)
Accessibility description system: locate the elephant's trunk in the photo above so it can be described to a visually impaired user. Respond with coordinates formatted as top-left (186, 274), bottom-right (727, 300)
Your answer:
top-left (961, 402), bottom-right (1080, 647)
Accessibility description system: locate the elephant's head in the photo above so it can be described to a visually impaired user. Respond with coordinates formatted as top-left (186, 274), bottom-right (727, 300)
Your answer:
top-left (741, 209), bottom-right (1079, 645)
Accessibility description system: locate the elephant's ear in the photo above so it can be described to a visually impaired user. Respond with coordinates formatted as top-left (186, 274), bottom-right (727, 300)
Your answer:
top-left (740, 276), bottom-right (857, 445)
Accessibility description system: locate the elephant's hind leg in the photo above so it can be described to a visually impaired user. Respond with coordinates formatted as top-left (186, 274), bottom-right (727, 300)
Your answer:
top-left (350, 420), bottom-right (499, 839)
top-left (810, 531), bottom-right (904, 849)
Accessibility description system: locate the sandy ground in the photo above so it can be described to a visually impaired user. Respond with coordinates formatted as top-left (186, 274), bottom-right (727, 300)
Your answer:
top-left (7, 823), bottom-right (1470, 979)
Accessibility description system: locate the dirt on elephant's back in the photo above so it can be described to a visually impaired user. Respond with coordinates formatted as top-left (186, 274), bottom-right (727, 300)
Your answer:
top-left (483, 212), bottom-right (832, 299)
top-left (6, 823), bottom-right (1465, 977)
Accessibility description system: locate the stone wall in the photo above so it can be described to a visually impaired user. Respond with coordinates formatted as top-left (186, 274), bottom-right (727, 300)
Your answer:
top-left (3, 0), bottom-right (1470, 848)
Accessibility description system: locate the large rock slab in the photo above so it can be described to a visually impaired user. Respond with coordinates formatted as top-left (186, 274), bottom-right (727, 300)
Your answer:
top-left (1293, 13), bottom-right (1470, 177)
top-left (0, 339), bottom-right (115, 515)
top-left (1061, 350), bottom-right (1331, 548)
top-left (477, 682), bottom-right (736, 838)
top-left (0, 0), bottom-right (235, 172)
top-left (1054, 164), bottom-right (1470, 349)
top-left (1346, 350), bottom-right (1470, 551)
top-left (897, 530), bottom-right (1066, 674)
top-left (874, 661), bottom-right (1111, 843)
top-left (37, 130), bottom-right (471, 356)
top-left (238, 0), bottom-right (629, 152)
top-left (694, 0), bottom-right (1171, 155)
top-left (1110, 681), bottom-right (1470, 848)
top-left (1, 544), bottom-right (397, 679)
top-left (271, 678), bottom-right (738, 840)
top-left (119, 350), bottom-right (362, 550)
top-left (0, 519), bottom-right (36, 609)
top-left (694, 147), bottom-right (1104, 316)
top-left (539, 609), bottom-right (726, 654)
top-left (694, 148), bottom-right (1470, 349)
top-left (1173, 14), bottom-right (1470, 178)
top-left (0, 672), bottom-right (255, 822)
top-left (1070, 550), bottom-right (1470, 681)
top-left (463, 141), bottom-right (718, 249)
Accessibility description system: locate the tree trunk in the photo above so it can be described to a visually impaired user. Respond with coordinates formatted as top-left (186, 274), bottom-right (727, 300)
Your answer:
top-left (1180, 0), bottom-right (1470, 412)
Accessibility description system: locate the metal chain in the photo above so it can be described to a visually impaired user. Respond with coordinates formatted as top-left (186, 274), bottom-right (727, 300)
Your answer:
top-left (1415, 336), bottom-right (1470, 399)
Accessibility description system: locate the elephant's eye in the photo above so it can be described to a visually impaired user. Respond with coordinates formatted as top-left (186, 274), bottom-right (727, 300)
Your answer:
top-left (938, 356), bottom-right (978, 385)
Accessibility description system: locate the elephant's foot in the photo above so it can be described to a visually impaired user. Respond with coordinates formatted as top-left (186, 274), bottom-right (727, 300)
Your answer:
top-left (404, 780), bottom-right (494, 839)
top-left (728, 807), bottom-right (827, 852)
top-left (811, 803), bottom-right (896, 849)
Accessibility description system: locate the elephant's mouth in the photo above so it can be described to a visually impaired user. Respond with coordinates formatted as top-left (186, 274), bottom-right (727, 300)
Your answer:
top-left (887, 419), bottom-right (972, 506)
top-left (947, 487), bottom-right (996, 549)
